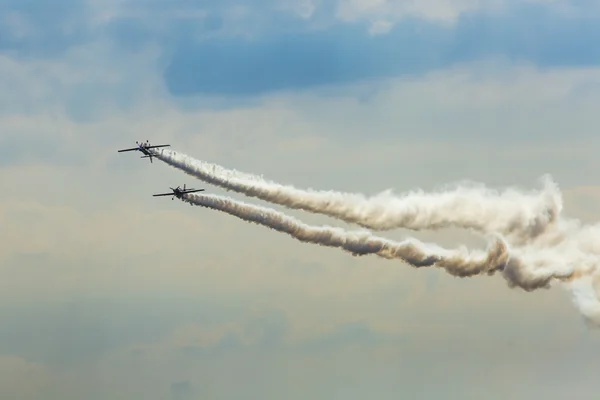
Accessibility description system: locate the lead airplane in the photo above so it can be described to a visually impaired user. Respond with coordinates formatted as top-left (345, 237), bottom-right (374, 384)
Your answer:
top-left (153, 184), bottom-right (205, 202)
top-left (117, 140), bottom-right (170, 163)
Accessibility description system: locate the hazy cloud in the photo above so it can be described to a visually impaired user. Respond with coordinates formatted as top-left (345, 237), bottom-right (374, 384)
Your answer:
top-left (3, 1), bottom-right (600, 399)
top-left (3, 1), bottom-right (600, 96)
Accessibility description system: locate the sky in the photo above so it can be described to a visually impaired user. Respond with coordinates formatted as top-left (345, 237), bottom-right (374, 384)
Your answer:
top-left (2, 0), bottom-right (600, 398)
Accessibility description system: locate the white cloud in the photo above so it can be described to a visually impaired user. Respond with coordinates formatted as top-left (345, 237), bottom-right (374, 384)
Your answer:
top-left (335, 0), bottom-right (481, 24)
top-left (333, 0), bottom-right (585, 26)
top-left (3, 37), bottom-right (600, 398)
top-left (367, 18), bottom-right (393, 34)
top-left (276, 0), bottom-right (320, 18)
top-left (0, 41), bottom-right (162, 119)
top-left (4, 42), bottom-right (600, 291)
top-left (1, 11), bottom-right (34, 39)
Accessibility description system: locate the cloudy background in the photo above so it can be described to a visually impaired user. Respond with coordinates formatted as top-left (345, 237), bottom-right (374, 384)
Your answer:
top-left (2, 0), bottom-right (600, 398)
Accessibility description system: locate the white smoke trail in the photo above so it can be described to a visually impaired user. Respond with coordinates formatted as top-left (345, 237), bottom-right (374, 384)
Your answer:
top-left (152, 148), bottom-right (561, 245)
top-left (182, 193), bottom-right (507, 276)
top-left (149, 148), bottom-right (600, 324)
top-left (182, 193), bottom-right (593, 296)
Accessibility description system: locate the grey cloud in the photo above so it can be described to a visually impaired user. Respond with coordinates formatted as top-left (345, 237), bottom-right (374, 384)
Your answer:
top-left (157, 324), bottom-right (600, 400)
top-left (178, 308), bottom-right (291, 360)
top-left (0, 134), bottom-right (86, 167)
top-left (0, 294), bottom-right (599, 400)
top-left (179, 331), bottom-right (244, 360)
top-left (0, 298), bottom-right (248, 368)
top-left (284, 259), bottom-right (324, 276)
top-left (243, 307), bottom-right (290, 348)
top-left (170, 380), bottom-right (194, 400)
top-left (300, 321), bottom-right (385, 353)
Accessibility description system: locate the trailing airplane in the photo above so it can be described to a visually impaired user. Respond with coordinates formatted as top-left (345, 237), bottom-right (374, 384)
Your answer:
top-left (153, 184), bottom-right (205, 202)
top-left (117, 140), bottom-right (170, 163)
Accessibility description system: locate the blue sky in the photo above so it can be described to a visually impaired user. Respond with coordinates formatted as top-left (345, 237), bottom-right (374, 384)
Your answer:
top-left (2, 1), bottom-right (600, 399)
top-left (3, 0), bottom-right (600, 96)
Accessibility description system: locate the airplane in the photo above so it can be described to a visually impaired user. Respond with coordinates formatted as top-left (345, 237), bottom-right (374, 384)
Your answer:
top-left (117, 140), bottom-right (170, 163)
top-left (153, 184), bottom-right (205, 202)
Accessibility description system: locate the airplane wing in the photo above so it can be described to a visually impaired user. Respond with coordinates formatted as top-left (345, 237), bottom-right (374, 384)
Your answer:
top-left (117, 147), bottom-right (139, 152)
top-left (146, 145), bottom-right (170, 149)
top-left (153, 193), bottom-right (173, 197)
top-left (182, 189), bottom-right (205, 194)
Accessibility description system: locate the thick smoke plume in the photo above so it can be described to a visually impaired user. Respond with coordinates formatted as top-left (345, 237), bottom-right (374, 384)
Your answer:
top-left (182, 193), bottom-right (589, 294)
top-left (183, 193), bottom-right (507, 277)
top-left (148, 148), bottom-right (600, 324)
top-left (152, 149), bottom-right (561, 245)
